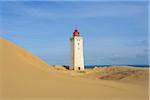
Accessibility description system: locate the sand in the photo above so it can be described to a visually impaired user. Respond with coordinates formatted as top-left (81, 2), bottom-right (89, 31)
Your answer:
top-left (0, 37), bottom-right (149, 100)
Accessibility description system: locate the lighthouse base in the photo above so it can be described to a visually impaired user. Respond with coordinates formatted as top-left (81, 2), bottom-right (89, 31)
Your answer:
top-left (69, 66), bottom-right (84, 71)
top-left (74, 67), bottom-right (84, 71)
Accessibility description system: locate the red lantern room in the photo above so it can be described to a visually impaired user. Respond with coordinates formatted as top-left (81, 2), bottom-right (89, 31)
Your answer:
top-left (73, 29), bottom-right (79, 37)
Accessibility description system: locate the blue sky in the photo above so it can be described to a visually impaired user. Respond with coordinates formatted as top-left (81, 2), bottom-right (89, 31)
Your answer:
top-left (0, 1), bottom-right (149, 65)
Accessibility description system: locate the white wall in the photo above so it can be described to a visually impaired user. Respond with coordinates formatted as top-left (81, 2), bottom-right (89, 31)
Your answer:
top-left (70, 37), bottom-right (84, 71)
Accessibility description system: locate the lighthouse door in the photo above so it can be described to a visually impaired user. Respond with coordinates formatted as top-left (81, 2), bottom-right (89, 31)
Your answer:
top-left (78, 67), bottom-right (80, 70)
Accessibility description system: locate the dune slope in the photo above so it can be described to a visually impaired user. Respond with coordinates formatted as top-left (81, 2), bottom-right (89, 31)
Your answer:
top-left (0, 38), bottom-right (149, 100)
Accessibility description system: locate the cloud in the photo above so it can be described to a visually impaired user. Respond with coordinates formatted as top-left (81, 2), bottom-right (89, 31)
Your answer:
top-left (2, 1), bottom-right (147, 20)
top-left (125, 40), bottom-right (148, 47)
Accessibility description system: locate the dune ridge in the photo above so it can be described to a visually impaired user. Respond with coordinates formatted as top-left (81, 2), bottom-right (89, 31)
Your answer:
top-left (0, 38), bottom-right (149, 100)
top-left (48, 65), bottom-right (149, 84)
top-left (0, 38), bottom-right (49, 71)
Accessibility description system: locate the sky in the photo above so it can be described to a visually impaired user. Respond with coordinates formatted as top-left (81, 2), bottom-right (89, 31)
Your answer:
top-left (0, 1), bottom-right (149, 65)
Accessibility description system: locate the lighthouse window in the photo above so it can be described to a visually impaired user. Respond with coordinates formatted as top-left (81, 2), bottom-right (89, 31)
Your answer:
top-left (78, 43), bottom-right (80, 45)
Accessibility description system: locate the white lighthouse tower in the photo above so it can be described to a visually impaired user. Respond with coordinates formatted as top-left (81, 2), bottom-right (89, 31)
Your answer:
top-left (70, 29), bottom-right (84, 71)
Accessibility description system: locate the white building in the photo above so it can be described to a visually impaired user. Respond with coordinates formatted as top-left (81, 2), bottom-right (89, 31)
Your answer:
top-left (70, 29), bottom-right (84, 71)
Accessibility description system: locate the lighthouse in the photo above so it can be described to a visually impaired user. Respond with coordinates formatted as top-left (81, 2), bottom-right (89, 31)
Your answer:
top-left (70, 29), bottom-right (84, 71)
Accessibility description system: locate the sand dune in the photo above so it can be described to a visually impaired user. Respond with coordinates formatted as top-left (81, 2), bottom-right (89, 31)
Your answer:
top-left (0, 38), bottom-right (149, 100)
top-left (84, 66), bottom-right (148, 81)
